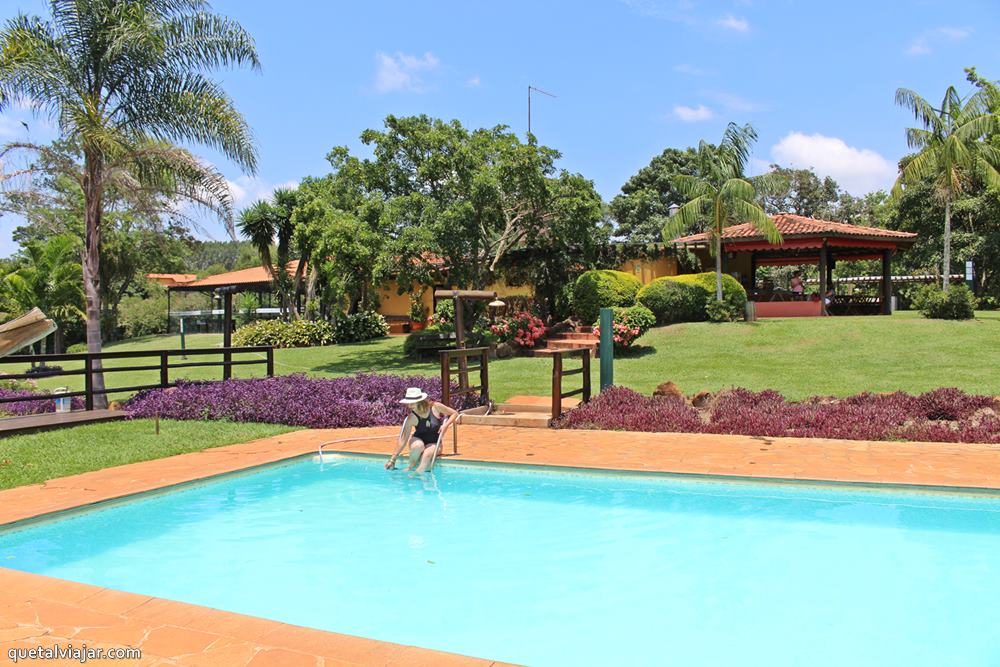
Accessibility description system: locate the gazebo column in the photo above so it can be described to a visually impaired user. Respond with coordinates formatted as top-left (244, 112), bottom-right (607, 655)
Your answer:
top-left (881, 250), bottom-right (892, 315)
top-left (818, 242), bottom-right (828, 315)
top-left (749, 253), bottom-right (758, 294)
top-left (222, 291), bottom-right (233, 380)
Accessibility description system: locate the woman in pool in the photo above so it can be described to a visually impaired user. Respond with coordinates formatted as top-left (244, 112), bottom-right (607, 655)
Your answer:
top-left (385, 388), bottom-right (458, 473)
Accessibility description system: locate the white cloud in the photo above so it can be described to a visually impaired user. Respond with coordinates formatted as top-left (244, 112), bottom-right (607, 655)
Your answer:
top-left (673, 63), bottom-right (706, 76)
top-left (673, 104), bottom-right (714, 122)
top-left (467, 75), bottom-right (481, 87)
top-left (704, 90), bottom-right (764, 113)
top-left (716, 14), bottom-right (749, 32)
top-left (373, 51), bottom-right (440, 93)
top-left (906, 26), bottom-right (971, 56)
top-left (228, 177), bottom-right (299, 209)
top-left (770, 132), bottom-right (897, 195)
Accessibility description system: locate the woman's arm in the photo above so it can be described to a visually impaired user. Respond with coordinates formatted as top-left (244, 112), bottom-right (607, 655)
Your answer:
top-left (434, 402), bottom-right (459, 438)
top-left (386, 415), bottom-right (414, 469)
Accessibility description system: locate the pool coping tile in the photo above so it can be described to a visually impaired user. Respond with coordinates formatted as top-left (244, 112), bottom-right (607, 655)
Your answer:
top-left (1, 424), bottom-right (999, 665)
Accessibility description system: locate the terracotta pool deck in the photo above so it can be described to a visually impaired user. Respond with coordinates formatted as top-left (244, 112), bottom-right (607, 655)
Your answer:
top-left (2, 425), bottom-right (999, 665)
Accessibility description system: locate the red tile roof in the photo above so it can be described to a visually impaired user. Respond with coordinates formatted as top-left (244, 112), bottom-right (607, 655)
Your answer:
top-left (672, 213), bottom-right (917, 244)
top-left (176, 260), bottom-right (302, 290)
top-left (146, 273), bottom-right (197, 287)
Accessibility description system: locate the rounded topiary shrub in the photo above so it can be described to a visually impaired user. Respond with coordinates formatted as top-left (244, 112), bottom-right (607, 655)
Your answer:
top-left (638, 278), bottom-right (705, 324)
top-left (332, 311), bottom-right (390, 343)
top-left (572, 269), bottom-right (642, 323)
top-left (669, 272), bottom-right (747, 318)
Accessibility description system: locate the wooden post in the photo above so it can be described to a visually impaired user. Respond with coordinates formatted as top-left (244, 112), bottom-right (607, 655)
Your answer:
top-left (479, 348), bottom-right (489, 405)
top-left (223, 291), bottom-right (233, 380)
top-left (160, 351), bottom-right (169, 388)
top-left (582, 350), bottom-right (591, 403)
top-left (453, 296), bottom-right (468, 392)
top-left (881, 250), bottom-right (893, 315)
top-left (749, 253), bottom-right (758, 295)
top-left (84, 355), bottom-right (94, 411)
top-left (266, 346), bottom-right (274, 377)
top-left (551, 352), bottom-right (562, 420)
top-left (440, 350), bottom-right (451, 407)
top-left (166, 288), bottom-right (172, 334)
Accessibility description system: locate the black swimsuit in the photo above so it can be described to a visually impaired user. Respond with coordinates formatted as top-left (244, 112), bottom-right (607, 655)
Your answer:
top-left (411, 408), bottom-right (443, 444)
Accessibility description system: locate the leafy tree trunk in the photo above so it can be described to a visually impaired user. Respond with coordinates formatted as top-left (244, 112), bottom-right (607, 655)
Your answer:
top-left (82, 153), bottom-right (108, 409)
top-left (714, 235), bottom-right (724, 302)
top-left (942, 194), bottom-right (952, 292)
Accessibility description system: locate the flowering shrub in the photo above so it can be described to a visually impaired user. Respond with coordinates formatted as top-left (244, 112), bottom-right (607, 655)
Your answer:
top-left (556, 385), bottom-right (1000, 444)
top-left (491, 312), bottom-right (545, 348)
top-left (593, 305), bottom-right (655, 350)
top-left (0, 387), bottom-right (85, 417)
top-left (124, 373), bottom-right (486, 428)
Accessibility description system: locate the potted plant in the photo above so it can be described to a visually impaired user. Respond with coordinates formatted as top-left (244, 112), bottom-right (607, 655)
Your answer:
top-left (409, 295), bottom-right (428, 331)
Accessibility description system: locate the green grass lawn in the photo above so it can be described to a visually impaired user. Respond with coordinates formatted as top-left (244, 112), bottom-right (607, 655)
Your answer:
top-left (27, 311), bottom-right (1000, 402)
top-left (0, 419), bottom-right (297, 490)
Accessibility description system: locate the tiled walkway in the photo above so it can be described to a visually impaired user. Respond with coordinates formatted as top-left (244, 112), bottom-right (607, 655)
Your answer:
top-left (2, 425), bottom-right (999, 665)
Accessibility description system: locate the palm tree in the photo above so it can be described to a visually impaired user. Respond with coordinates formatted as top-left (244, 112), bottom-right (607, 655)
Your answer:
top-left (663, 122), bottom-right (782, 301)
top-left (893, 83), bottom-right (1000, 290)
top-left (0, 0), bottom-right (259, 406)
top-left (3, 235), bottom-right (85, 353)
top-left (238, 188), bottom-right (302, 320)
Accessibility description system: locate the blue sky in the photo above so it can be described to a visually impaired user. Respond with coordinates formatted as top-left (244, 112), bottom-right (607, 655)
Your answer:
top-left (1, 0), bottom-right (998, 256)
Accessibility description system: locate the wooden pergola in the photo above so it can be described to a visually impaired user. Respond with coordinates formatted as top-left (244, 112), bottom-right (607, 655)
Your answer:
top-left (673, 214), bottom-right (917, 316)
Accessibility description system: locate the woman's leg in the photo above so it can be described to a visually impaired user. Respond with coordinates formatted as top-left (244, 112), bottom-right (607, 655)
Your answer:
top-left (415, 444), bottom-right (438, 473)
top-left (407, 438), bottom-right (426, 470)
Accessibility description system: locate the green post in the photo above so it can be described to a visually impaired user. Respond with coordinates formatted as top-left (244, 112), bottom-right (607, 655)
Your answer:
top-left (599, 307), bottom-right (613, 390)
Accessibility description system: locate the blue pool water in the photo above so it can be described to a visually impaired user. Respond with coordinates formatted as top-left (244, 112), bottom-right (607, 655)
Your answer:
top-left (2, 455), bottom-right (1000, 666)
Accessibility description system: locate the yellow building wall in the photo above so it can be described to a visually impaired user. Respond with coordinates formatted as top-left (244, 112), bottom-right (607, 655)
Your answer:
top-left (616, 255), bottom-right (679, 284)
top-left (377, 280), bottom-right (434, 318)
top-left (376, 256), bottom-right (674, 318)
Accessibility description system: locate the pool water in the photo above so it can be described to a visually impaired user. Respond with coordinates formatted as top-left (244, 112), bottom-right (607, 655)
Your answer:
top-left (2, 455), bottom-right (1000, 666)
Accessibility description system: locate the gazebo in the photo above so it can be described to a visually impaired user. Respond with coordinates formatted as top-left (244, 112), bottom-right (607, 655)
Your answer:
top-left (673, 214), bottom-right (917, 316)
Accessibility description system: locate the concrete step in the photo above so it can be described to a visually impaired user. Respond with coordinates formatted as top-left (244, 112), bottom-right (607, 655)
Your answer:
top-left (548, 332), bottom-right (598, 340)
top-left (460, 412), bottom-right (551, 428)
top-left (544, 339), bottom-right (598, 349)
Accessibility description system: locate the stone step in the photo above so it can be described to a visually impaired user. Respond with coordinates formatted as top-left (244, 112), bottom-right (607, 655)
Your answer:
top-left (459, 412), bottom-right (551, 428)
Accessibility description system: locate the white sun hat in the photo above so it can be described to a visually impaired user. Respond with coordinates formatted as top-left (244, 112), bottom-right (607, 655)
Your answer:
top-left (399, 387), bottom-right (429, 404)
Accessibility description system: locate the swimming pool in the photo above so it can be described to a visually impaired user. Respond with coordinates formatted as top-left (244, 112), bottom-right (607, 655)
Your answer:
top-left (2, 454), bottom-right (999, 666)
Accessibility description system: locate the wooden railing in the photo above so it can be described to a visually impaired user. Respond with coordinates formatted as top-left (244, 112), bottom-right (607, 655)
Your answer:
top-left (0, 346), bottom-right (274, 411)
top-left (551, 349), bottom-right (591, 420)
top-left (439, 347), bottom-right (489, 408)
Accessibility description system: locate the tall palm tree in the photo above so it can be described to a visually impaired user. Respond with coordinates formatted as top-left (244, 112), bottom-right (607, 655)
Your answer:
top-left (893, 83), bottom-right (1000, 290)
top-left (663, 122), bottom-right (782, 301)
top-left (0, 0), bottom-right (259, 406)
top-left (3, 235), bottom-right (85, 353)
top-left (238, 188), bottom-right (301, 320)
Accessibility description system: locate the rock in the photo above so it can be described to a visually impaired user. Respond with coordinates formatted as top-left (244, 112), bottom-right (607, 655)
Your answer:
top-left (653, 381), bottom-right (684, 401)
top-left (107, 400), bottom-right (123, 411)
top-left (495, 342), bottom-right (515, 359)
top-left (691, 391), bottom-right (713, 408)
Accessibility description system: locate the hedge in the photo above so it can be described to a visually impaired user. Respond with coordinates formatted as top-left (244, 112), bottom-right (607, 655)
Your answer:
top-left (638, 272), bottom-right (747, 324)
top-left (637, 278), bottom-right (704, 324)
top-left (572, 270), bottom-right (642, 323)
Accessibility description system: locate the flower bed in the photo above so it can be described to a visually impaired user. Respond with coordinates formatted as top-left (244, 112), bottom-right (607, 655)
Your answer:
top-left (491, 312), bottom-right (545, 348)
top-left (123, 373), bottom-right (486, 429)
top-left (555, 386), bottom-right (1000, 444)
top-left (0, 387), bottom-right (85, 417)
